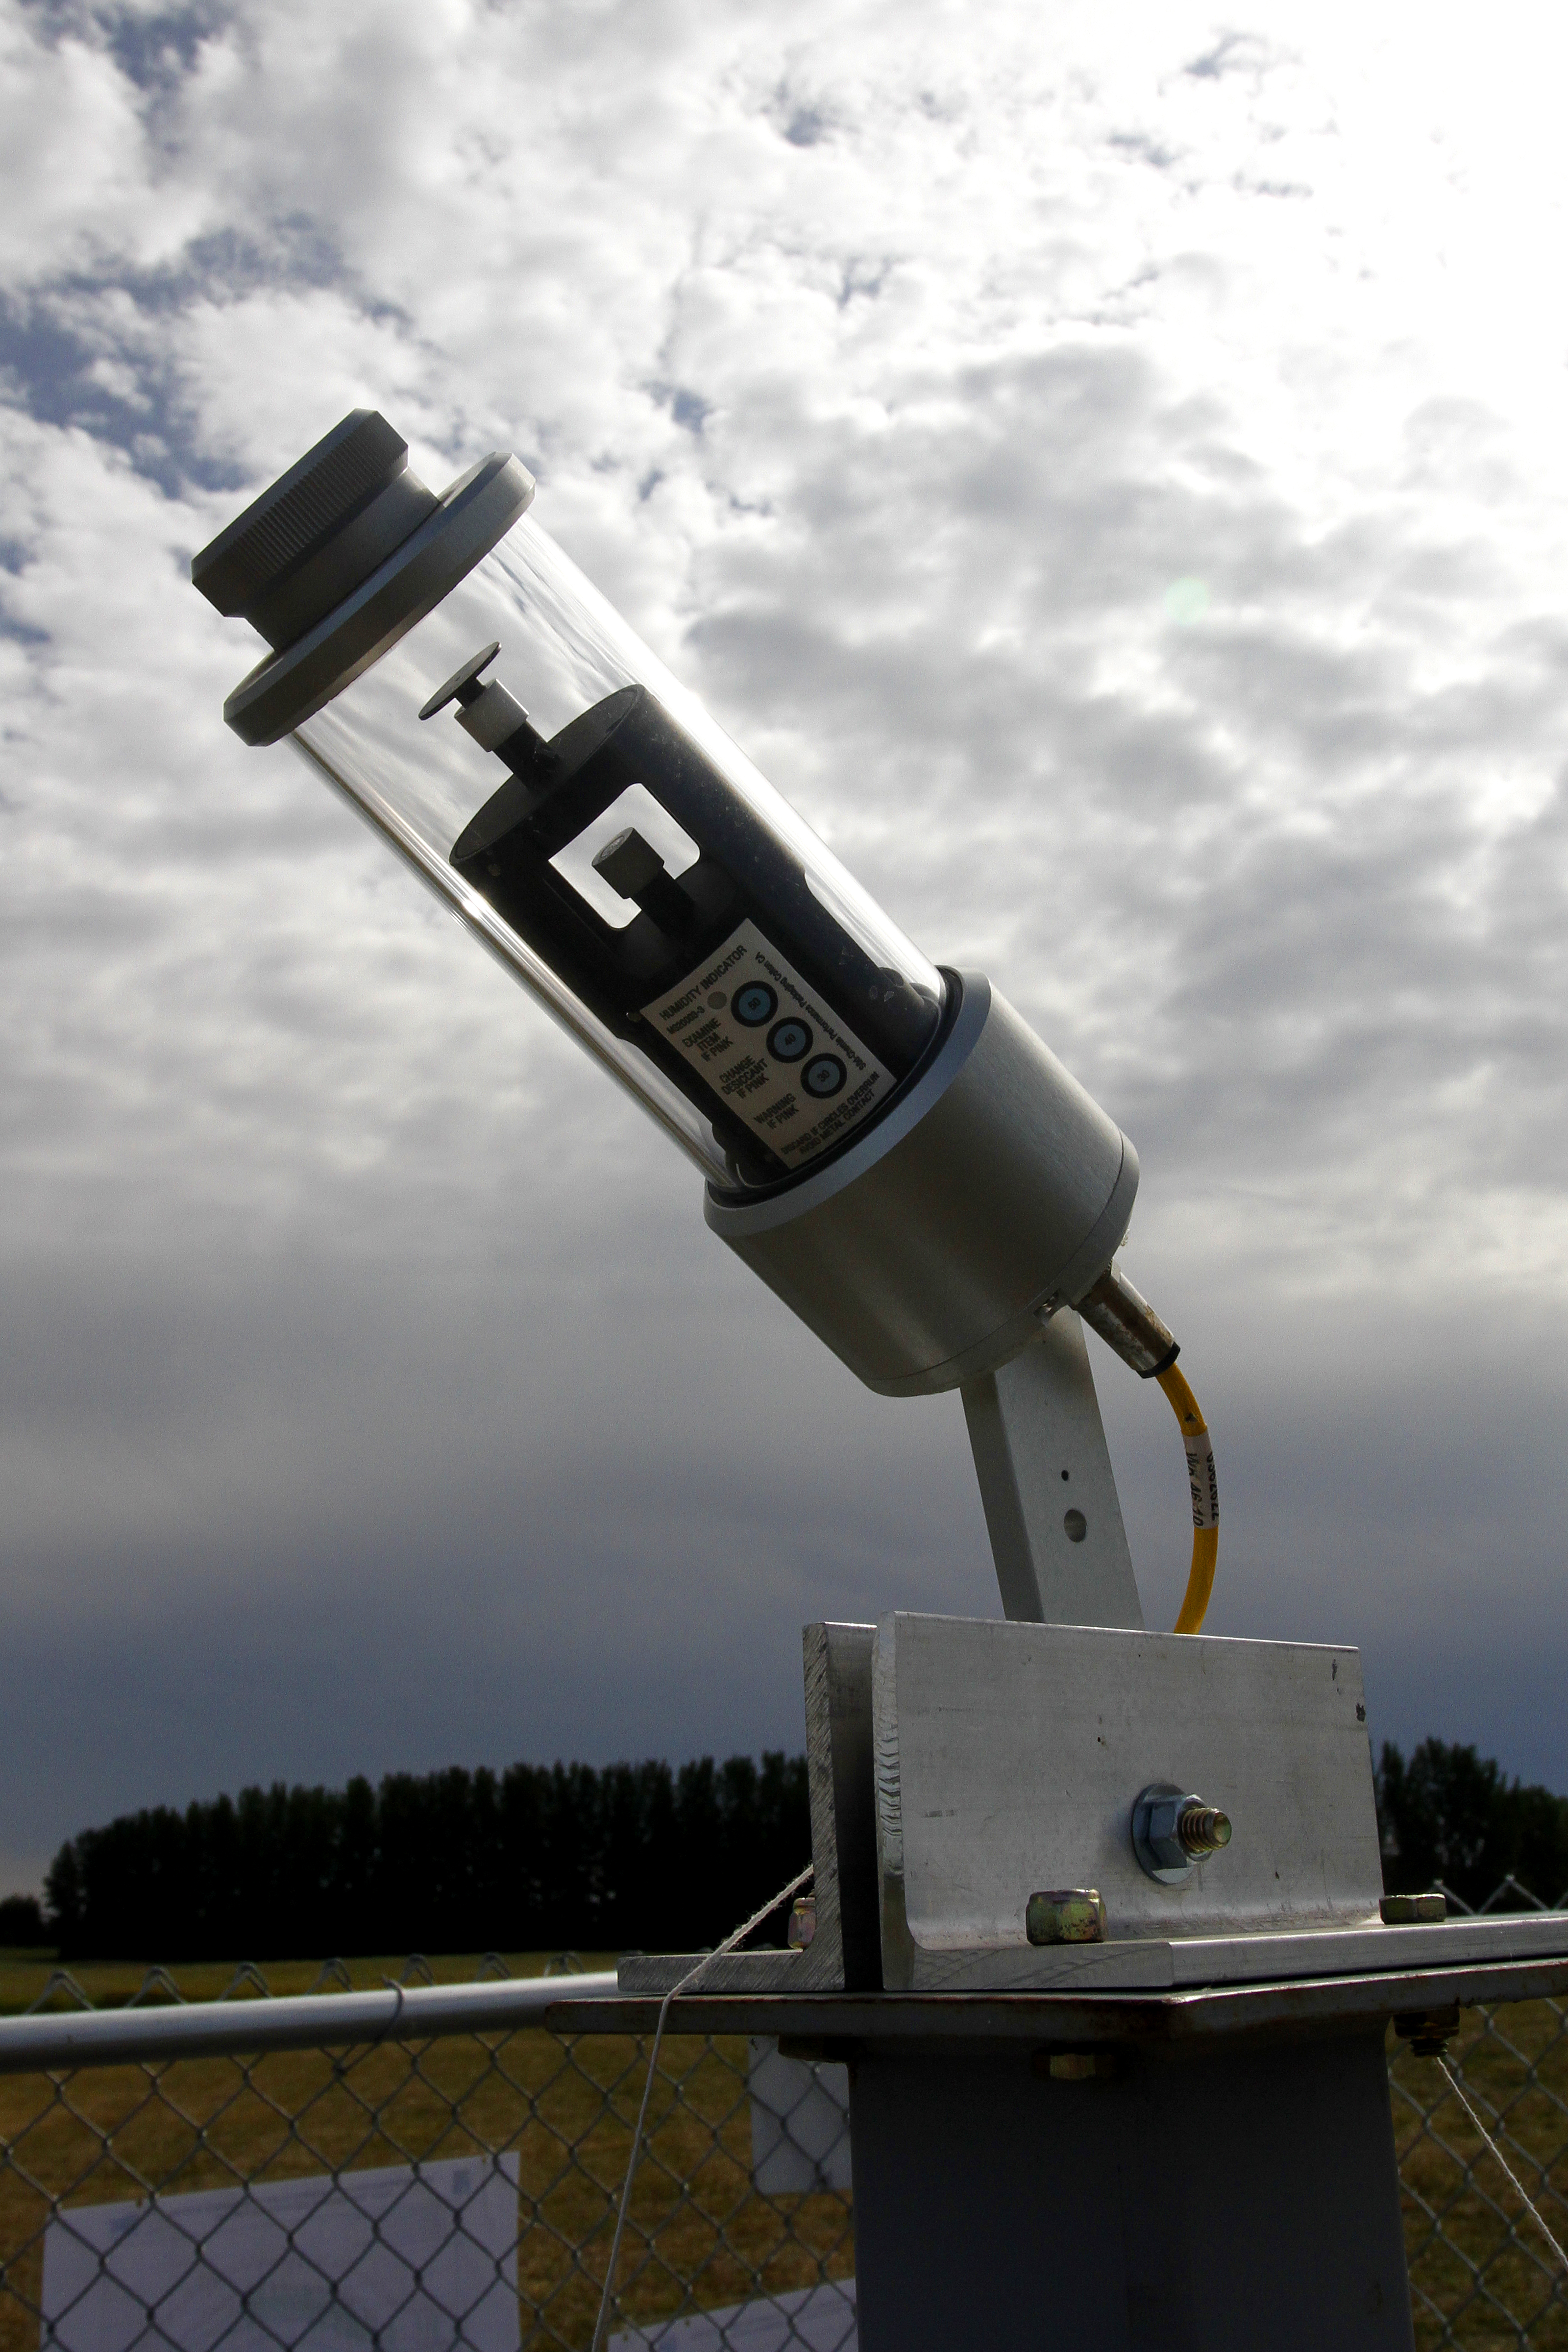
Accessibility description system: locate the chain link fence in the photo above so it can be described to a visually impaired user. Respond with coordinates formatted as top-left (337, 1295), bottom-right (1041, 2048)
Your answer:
top-left (0, 1905), bottom-right (1563, 2352)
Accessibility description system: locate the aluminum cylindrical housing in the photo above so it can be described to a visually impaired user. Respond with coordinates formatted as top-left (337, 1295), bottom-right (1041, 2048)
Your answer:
top-left (705, 973), bottom-right (1138, 1395)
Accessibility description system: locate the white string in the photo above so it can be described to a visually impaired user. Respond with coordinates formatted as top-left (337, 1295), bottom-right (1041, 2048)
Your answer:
top-left (589, 1861), bottom-right (816, 2352)
top-left (1436, 2054), bottom-right (1568, 2277)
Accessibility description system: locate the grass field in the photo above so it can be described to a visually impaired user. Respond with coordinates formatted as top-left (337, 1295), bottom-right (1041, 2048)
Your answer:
top-left (0, 1957), bottom-right (1563, 2349)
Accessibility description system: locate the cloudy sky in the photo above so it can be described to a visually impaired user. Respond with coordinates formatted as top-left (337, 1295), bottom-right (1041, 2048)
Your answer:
top-left (4, 0), bottom-right (1568, 1899)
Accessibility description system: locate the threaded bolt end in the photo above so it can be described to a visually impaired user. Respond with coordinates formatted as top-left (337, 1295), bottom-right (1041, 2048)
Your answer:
top-left (1177, 1804), bottom-right (1232, 1857)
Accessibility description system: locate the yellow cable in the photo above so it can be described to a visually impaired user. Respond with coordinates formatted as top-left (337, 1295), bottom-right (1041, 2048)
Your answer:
top-left (1158, 1362), bottom-right (1219, 1634)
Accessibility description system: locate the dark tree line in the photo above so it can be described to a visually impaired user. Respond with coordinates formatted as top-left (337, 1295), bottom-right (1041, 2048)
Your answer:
top-left (0, 1896), bottom-right (47, 1948)
top-left (41, 1754), bottom-right (811, 1961)
top-left (1375, 1740), bottom-right (1568, 1909)
top-left (18, 1735), bottom-right (1568, 1962)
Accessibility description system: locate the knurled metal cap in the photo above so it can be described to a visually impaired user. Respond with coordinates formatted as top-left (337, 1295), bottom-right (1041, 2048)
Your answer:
top-left (191, 410), bottom-right (437, 649)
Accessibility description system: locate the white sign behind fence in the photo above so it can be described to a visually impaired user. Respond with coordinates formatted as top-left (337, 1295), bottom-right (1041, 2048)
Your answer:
top-left (610, 2278), bottom-right (857, 2351)
top-left (746, 2039), bottom-right (852, 2196)
top-left (40, 2154), bottom-right (520, 2352)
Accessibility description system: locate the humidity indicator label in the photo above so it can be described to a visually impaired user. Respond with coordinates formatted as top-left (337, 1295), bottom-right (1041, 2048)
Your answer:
top-left (644, 920), bottom-right (894, 1168)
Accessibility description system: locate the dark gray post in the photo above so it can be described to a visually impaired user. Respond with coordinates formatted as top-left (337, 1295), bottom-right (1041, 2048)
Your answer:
top-left (848, 2027), bottom-right (1413, 2352)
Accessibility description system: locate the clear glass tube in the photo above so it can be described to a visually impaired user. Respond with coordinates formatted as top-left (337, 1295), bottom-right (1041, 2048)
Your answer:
top-left (294, 515), bottom-right (946, 1189)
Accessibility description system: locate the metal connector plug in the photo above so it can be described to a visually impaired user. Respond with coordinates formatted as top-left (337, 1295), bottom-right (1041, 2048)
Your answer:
top-left (1075, 1263), bottom-right (1179, 1379)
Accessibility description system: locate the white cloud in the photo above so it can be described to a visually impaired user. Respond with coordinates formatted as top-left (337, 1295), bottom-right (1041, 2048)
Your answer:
top-left (4, 0), bottom-right (1568, 1884)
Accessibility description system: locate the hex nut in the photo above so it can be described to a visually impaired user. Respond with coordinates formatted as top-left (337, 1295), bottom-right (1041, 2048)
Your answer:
top-left (1395, 2003), bottom-right (1460, 2057)
top-left (1131, 1783), bottom-right (1232, 1886)
top-left (1026, 1889), bottom-right (1107, 1946)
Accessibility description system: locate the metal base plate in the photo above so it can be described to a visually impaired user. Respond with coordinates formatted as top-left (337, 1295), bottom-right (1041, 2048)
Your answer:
top-left (616, 1909), bottom-right (1568, 1999)
top-left (591, 1939), bottom-right (1568, 2047)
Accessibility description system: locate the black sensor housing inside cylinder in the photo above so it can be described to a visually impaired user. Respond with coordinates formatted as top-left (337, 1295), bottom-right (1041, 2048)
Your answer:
top-left (441, 662), bottom-right (940, 1184)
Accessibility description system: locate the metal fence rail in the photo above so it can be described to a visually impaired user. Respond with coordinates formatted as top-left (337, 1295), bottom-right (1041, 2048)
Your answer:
top-left (0, 1919), bottom-right (1563, 2352)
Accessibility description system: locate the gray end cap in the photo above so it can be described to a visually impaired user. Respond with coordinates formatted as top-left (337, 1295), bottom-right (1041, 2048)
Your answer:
top-left (192, 411), bottom-right (419, 638)
top-left (221, 452), bottom-right (535, 745)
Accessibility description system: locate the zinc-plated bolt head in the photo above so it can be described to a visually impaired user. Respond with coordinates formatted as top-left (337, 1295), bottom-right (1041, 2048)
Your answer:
top-left (1026, 1888), bottom-right (1107, 1946)
top-left (1131, 1783), bottom-right (1232, 1886)
top-left (787, 1896), bottom-right (817, 1949)
top-left (1380, 1892), bottom-right (1447, 1924)
top-left (1029, 2047), bottom-right (1121, 2084)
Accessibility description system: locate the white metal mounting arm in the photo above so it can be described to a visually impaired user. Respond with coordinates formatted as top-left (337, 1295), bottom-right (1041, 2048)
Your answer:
top-left (960, 1309), bottom-right (1144, 1628)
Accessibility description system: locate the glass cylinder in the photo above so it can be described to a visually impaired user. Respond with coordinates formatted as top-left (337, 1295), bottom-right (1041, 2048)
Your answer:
top-left (293, 515), bottom-right (946, 1190)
